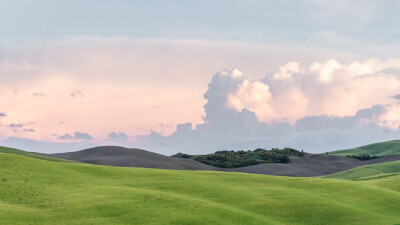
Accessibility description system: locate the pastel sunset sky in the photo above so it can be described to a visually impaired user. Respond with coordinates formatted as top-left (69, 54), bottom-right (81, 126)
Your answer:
top-left (1, 0), bottom-right (400, 154)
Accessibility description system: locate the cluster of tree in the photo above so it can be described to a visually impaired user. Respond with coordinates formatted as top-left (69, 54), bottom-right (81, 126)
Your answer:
top-left (171, 152), bottom-right (192, 158)
top-left (347, 154), bottom-right (381, 160)
top-left (172, 148), bottom-right (305, 168)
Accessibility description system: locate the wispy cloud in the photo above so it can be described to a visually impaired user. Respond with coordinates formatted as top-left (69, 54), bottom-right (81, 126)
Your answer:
top-left (57, 132), bottom-right (93, 141)
top-left (107, 132), bottom-right (128, 142)
top-left (69, 90), bottom-right (84, 98)
top-left (33, 92), bottom-right (45, 97)
top-left (392, 94), bottom-right (400, 100)
top-left (8, 123), bottom-right (23, 129)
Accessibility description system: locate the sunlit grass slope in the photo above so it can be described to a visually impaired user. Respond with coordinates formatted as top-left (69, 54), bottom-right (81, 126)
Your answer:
top-left (1, 153), bottom-right (400, 225)
top-left (0, 146), bottom-right (71, 163)
top-left (325, 160), bottom-right (400, 181)
top-left (329, 140), bottom-right (400, 156)
top-left (325, 160), bottom-right (400, 200)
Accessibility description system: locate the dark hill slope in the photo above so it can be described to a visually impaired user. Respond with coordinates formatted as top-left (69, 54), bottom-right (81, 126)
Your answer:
top-left (230, 154), bottom-right (400, 177)
top-left (42, 146), bottom-right (219, 170)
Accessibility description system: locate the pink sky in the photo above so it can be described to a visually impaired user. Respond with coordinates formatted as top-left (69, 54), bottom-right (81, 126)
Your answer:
top-left (0, 38), bottom-right (362, 140)
top-left (1, 37), bottom-right (400, 153)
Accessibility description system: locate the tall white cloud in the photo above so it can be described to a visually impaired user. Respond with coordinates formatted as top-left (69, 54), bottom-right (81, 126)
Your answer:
top-left (135, 62), bottom-right (400, 155)
top-left (227, 76), bottom-right (274, 123)
top-left (226, 58), bottom-right (400, 126)
top-left (377, 103), bottom-right (400, 130)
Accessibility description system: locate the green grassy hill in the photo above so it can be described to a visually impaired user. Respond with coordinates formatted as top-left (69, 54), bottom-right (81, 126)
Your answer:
top-left (329, 140), bottom-right (400, 156)
top-left (1, 152), bottom-right (400, 225)
top-left (325, 160), bottom-right (400, 181)
top-left (0, 146), bottom-right (71, 163)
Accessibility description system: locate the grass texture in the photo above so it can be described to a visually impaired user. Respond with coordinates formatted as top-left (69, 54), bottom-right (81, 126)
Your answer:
top-left (0, 152), bottom-right (399, 225)
top-left (329, 140), bottom-right (400, 157)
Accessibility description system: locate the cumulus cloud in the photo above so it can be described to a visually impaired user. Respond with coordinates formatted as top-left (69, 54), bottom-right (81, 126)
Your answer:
top-left (271, 61), bottom-right (305, 81)
top-left (227, 79), bottom-right (274, 122)
top-left (376, 103), bottom-right (400, 130)
top-left (57, 132), bottom-right (93, 141)
top-left (134, 62), bottom-right (400, 155)
top-left (226, 58), bottom-right (400, 126)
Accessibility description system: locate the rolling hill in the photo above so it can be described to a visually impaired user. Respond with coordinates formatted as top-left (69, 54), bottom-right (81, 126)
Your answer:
top-left (231, 153), bottom-right (400, 176)
top-left (329, 140), bottom-right (400, 157)
top-left (1, 152), bottom-right (400, 225)
top-left (40, 146), bottom-right (219, 170)
top-left (38, 145), bottom-right (400, 177)
top-left (325, 160), bottom-right (400, 181)
top-left (0, 146), bottom-right (71, 163)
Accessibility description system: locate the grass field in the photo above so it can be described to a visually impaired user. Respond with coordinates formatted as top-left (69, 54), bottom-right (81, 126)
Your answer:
top-left (1, 151), bottom-right (400, 225)
top-left (325, 160), bottom-right (400, 181)
top-left (329, 140), bottom-right (400, 156)
top-left (0, 146), bottom-right (71, 163)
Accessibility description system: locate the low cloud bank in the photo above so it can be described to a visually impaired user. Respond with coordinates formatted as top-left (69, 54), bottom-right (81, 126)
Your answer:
top-left (1, 137), bottom-right (96, 153)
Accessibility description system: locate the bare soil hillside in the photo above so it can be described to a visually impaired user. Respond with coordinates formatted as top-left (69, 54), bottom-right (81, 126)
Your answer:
top-left (40, 146), bottom-right (220, 170)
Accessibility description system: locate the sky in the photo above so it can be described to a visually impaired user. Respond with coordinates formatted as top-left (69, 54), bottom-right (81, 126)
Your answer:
top-left (1, 0), bottom-right (400, 154)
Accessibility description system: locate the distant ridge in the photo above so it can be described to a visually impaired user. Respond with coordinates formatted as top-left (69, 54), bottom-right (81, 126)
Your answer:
top-left (40, 146), bottom-right (219, 170)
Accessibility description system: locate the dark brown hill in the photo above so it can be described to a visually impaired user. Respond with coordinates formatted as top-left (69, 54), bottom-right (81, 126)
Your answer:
top-left (41, 146), bottom-right (219, 170)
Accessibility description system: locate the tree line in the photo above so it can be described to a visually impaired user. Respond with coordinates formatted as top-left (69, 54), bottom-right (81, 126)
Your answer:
top-left (172, 148), bottom-right (305, 168)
